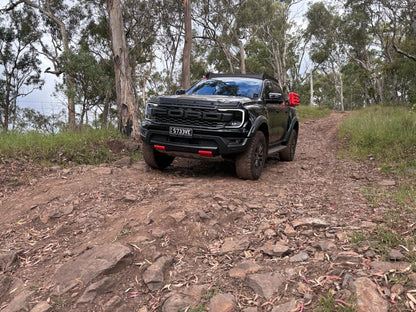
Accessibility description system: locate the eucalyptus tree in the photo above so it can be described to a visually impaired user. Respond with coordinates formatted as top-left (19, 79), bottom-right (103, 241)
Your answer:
top-left (0, 7), bottom-right (44, 132)
top-left (106, 0), bottom-right (139, 138)
top-left (3, 0), bottom-right (86, 130)
top-left (257, 0), bottom-right (303, 97)
top-left (306, 2), bottom-right (346, 110)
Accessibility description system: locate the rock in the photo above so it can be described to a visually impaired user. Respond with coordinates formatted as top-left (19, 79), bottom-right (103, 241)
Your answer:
top-left (30, 301), bottom-right (52, 312)
top-left (389, 249), bottom-right (405, 261)
top-left (247, 272), bottom-right (285, 299)
top-left (77, 277), bottom-right (115, 304)
top-left (229, 262), bottom-right (262, 279)
top-left (52, 243), bottom-right (131, 296)
top-left (124, 141), bottom-right (139, 151)
top-left (169, 211), bottom-right (187, 223)
top-left (123, 194), bottom-right (137, 202)
top-left (183, 285), bottom-right (208, 299)
top-left (108, 140), bottom-right (124, 153)
top-left (292, 218), bottom-right (329, 228)
top-left (350, 277), bottom-right (388, 312)
top-left (143, 256), bottom-right (173, 290)
top-left (290, 251), bottom-right (309, 262)
top-left (162, 294), bottom-right (198, 312)
top-left (102, 296), bottom-right (123, 312)
top-left (272, 299), bottom-right (298, 312)
top-left (48, 205), bottom-right (74, 219)
top-left (284, 224), bottom-right (297, 237)
top-left (208, 293), bottom-right (235, 312)
top-left (3, 290), bottom-right (34, 312)
top-left (198, 210), bottom-right (210, 220)
top-left (364, 250), bottom-right (376, 258)
top-left (378, 179), bottom-right (396, 186)
top-left (138, 307), bottom-right (148, 312)
top-left (113, 157), bottom-right (132, 167)
top-left (220, 236), bottom-right (250, 253)
top-left (261, 242), bottom-right (291, 257)
top-left (317, 240), bottom-right (336, 251)
top-left (0, 251), bottom-right (18, 272)
top-left (151, 228), bottom-right (166, 238)
top-left (246, 203), bottom-right (263, 210)
top-left (264, 228), bottom-right (277, 237)
top-left (91, 167), bottom-right (113, 175)
top-left (334, 251), bottom-right (362, 264)
top-left (242, 308), bottom-right (258, 312)
top-left (391, 284), bottom-right (404, 297)
top-left (369, 261), bottom-right (412, 273)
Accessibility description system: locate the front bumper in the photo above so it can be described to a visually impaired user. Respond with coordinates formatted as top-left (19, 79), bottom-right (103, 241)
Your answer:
top-left (140, 122), bottom-right (251, 156)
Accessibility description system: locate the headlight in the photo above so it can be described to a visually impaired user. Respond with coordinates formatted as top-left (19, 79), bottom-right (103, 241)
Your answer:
top-left (144, 102), bottom-right (158, 121)
top-left (219, 109), bottom-right (245, 128)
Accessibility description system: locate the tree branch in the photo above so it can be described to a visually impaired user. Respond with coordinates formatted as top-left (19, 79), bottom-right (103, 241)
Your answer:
top-left (393, 41), bottom-right (416, 62)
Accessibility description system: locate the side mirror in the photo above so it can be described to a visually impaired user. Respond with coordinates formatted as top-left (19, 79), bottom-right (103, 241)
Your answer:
top-left (176, 89), bottom-right (186, 95)
top-left (267, 93), bottom-right (284, 104)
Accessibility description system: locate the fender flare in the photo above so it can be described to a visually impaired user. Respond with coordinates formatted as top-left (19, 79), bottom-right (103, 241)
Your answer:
top-left (248, 115), bottom-right (268, 138)
top-left (282, 118), bottom-right (299, 143)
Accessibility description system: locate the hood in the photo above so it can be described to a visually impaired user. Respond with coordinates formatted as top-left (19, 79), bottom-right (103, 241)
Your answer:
top-left (150, 94), bottom-right (255, 108)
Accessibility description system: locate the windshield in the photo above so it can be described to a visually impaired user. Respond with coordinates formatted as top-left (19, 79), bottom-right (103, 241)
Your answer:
top-left (186, 78), bottom-right (262, 99)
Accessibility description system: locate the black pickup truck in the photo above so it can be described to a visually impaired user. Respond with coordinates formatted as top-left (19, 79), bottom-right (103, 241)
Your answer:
top-left (140, 73), bottom-right (299, 180)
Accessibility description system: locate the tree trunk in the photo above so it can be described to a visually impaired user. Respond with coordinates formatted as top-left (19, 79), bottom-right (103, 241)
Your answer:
top-left (182, 0), bottom-right (192, 89)
top-left (339, 72), bottom-right (344, 111)
top-left (107, 0), bottom-right (139, 138)
top-left (102, 90), bottom-right (111, 128)
top-left (310, 70), bottom-right (314, 106)
top-left (239, 41), bottom-right (246, 74)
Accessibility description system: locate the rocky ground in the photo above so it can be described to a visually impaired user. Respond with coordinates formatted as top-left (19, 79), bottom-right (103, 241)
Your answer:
top-left (0, 112), bottom-right (415, 312)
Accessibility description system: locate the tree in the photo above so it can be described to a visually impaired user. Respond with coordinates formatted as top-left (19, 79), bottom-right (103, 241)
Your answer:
top-left (0, 7), bottom-right (44, 132)
top-left (3, 0), bottom-right (86, 130)
top-left (306, 2), bottom-right (346, 110)
top-left (106, 0), bottom-right (139, 138)
top-left (182, 0), bottom-right (192, 89)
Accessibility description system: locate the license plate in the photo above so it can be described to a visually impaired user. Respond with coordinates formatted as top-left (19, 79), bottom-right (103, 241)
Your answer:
top-left (169, 126), bottom-right (193, 137)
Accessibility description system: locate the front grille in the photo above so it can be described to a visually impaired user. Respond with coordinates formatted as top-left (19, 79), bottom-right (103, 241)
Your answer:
top-left (150, 105), bottom-right (231, 129)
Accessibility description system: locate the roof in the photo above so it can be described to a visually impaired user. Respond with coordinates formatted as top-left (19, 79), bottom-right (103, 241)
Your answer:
top-left (206, 72), bottom-right (278, 83)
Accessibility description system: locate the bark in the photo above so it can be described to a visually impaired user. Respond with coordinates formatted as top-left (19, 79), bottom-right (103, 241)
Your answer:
top-left (102, 90), bottom-right (112, 128)
top-left (181, 0), bottom-right (192, 89)
top-left (107, 0), bottom-right (139, 138)
top-left (310, 70), bottom-right (314, 106)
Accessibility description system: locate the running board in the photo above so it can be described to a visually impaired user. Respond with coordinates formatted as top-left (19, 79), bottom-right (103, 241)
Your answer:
top-left (268, 145), bottom-right (287, 156)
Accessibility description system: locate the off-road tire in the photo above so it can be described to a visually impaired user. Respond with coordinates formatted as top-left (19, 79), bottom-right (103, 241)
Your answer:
top-left (235, 131), bottom-right (267, 180)
top-left (142, 142), bottom-right (175, 169)
top-left (279, 129), bottom-right (297, 161)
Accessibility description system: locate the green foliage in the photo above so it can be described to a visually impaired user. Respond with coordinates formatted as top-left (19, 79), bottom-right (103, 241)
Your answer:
top-left (338, 106), bottom-right (416, 173)
top-left (0, 7), bottom-right (44, 131)
top-left (314, 291), bottom-right (357, 312)
top-left (297, 105), bottom-right (331, 121)
top-left (0, 128), bottom-right (135, 166)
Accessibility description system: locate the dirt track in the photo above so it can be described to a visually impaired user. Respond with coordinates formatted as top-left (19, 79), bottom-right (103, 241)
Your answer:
top-left (0, 112), bottom-right (409, 311)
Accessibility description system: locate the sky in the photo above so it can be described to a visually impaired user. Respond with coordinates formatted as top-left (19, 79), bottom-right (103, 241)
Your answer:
top-left (1, 0), bottom-right (314, 117)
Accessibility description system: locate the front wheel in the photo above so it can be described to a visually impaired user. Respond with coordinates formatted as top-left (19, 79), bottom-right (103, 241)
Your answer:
top-left (235, 131), bottom-right (267, 180)
top-left (142, 142), bottom-right (175, 169)
top-left (279, 129), bottom-right (297, 161)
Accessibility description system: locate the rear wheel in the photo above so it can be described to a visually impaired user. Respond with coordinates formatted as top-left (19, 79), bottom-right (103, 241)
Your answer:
top-left (279, 129), bottom-right (297, 161)
top-left (235, 131), bottom-right (267, 180)
top-left (142, 142), bottom-right (175, 169)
